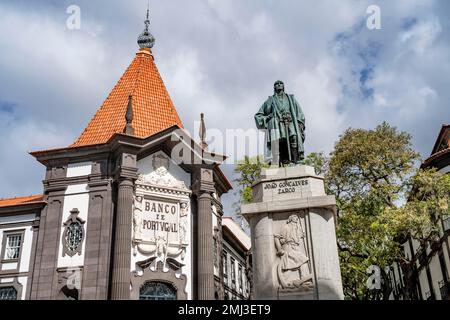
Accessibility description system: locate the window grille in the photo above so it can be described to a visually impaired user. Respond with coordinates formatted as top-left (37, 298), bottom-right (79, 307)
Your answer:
top-left (5, 234), bottom-right (22, 260)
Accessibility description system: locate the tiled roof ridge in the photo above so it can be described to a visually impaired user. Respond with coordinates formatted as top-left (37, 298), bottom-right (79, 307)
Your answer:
top-left (0, 194), bottom-right (41, 201)
top-left (151, 56), bottom-right (182, 126)
top-left (0, 194), bottom-right (45, 208)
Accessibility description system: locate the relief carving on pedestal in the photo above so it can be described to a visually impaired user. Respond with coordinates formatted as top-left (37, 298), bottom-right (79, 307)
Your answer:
top-left (274, 214), bottom-right (313, 290)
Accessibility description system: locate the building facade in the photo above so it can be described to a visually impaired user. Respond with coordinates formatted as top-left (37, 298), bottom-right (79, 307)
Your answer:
top-left (0, 17), bottom-right (251, 301)
top-left (388, 124), bottom-right (450, 300)
top-left (220, 217), bottom-right (251, 300)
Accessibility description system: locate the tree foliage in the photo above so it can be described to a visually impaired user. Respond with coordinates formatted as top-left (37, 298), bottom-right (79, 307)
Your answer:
top-left (233, 155), bottom-right (269, 205)
top-left (232, 122), bottom-right (450, 300)
top-left (328, 122), bottom-right (450, 300)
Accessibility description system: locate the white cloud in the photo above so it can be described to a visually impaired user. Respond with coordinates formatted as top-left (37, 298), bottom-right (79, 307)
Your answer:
top-left (0, 0), bottom-right (449, 214)
top-left (399, 17), bottom-right (442, 55)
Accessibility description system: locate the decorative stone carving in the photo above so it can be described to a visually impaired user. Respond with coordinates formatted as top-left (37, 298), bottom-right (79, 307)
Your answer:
top-left (152, 153), bottom-right (170, 172)
top-left (62, 208), bottom-right (85, 257)
top-left (136, 153), bottom-right (188, 190)
top-left (179, 202), bottom-right (189, 244)
top-left (131, 258), bottom-right (187, 300)
top-left (133, 195), bottom-right (144, 241)
top-left (179, 201), bottom-right (189, 217)
top-left (132, 152), bottom-right (193, 298)
top-left (213, 227), bottom-right (220, 269)
top-left (131, 195), bottom-right (189, 264)
top-left (274, 214), bottom-right (313, 290)
top-left (56, 267), bottom-right (83, 300)
top-left (136, 171), bottom-right (188, 190)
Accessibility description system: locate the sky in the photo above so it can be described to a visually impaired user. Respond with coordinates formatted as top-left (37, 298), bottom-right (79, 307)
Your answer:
top-left (0, 0), bottom-right (449, 215)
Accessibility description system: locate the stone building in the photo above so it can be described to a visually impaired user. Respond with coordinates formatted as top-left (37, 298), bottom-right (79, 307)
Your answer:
top-left (220, 217), bottom-right (251, 300)
top-left (388, 124), bottom-right (450, 300)
top-left (0, 14), bottom-right (251, 300)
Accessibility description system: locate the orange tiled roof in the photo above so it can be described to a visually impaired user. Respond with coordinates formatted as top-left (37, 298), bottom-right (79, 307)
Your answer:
top-left (71, 48), bottom-right (183, 147)
top-left (0, 195), bottom-right (44, 208)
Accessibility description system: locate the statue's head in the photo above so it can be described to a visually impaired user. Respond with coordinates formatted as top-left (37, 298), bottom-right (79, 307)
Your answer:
top-left (288, 214), bottom-right (299, 223)
top-left (274, 80), bottom-right (284, 93)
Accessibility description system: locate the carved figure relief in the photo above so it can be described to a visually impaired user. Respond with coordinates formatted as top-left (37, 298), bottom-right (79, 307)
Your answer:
top-left (274, 214), bottom-right (313, 290)
top-left (132, 152), bottom-right (191, 285)
top-left (133, 195), bottom-right (144, 240)
top-left (179, 202), bottom-right (189, 244)
top-left (131, 197), bottom-right (190, 267)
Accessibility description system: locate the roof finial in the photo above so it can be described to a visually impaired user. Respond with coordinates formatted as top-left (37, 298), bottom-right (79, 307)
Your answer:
top-left (199, 113), bottom-right (208, 150)
top-left (124, 95), bottom-right (135, 135)
top-left (137, 1), bottom-right (155, 49)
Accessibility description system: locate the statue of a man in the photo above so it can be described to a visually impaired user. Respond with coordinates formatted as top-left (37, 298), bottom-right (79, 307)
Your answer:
top-left (255, 80), bottom-right (305, 166)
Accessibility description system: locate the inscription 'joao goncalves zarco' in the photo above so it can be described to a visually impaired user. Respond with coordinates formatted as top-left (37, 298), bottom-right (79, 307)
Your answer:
top-left (263, 179), bottom-right (308, 194)
top-left (142, 200), bottom-right (178, 233)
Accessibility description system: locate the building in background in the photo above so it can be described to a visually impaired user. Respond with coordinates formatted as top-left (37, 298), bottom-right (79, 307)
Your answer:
top-left (388, 124), bottom-right (450, 300)
top-left (0, 12), bottom-right (254, 300)
top-left (220, 217), bottom-right (251, 300)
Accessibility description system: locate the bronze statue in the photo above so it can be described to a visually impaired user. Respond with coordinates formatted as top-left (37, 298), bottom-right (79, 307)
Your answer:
top-left (255, 80), bottom-right (305, 166)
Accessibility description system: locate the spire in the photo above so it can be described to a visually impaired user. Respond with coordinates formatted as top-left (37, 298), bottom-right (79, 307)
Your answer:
top-left (124, 95), bottom-right (135, 135)
top-left (137, 2), bottom-right (155, 49)
top-left (199, 113), bottom-right (208, 150)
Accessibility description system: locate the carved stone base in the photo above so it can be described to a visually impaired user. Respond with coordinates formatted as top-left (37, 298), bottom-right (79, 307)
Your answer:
top-left (242, 165), bottom-right (344, 300)
top-left (130, 258), bottom-right (188, 300)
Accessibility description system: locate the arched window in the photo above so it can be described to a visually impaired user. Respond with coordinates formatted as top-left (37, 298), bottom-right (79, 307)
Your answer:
top-left (139, 282), bottom-right (176, 300)
top-left (0, 287), bottom-right (17, 300)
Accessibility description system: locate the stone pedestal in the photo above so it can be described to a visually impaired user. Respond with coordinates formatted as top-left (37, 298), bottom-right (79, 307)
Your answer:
top-left (241, 165), bottom-right (344, 300)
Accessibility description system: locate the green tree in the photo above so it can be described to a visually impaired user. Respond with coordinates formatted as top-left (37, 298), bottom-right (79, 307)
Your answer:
top-left (381, 169), bottom-right (450, 299)
top-left (232, 123), bottom-right (450, 300)
top-left (300, 152), bottom-right (328, 176)
top-left (328, 122), bottom-right (450, 300)
top-left (232, 155), bottom-right (269, 227)
top-left (233, 155), bottom-right (269, 205)
top-left (328, 122), bottom-right (420, 299)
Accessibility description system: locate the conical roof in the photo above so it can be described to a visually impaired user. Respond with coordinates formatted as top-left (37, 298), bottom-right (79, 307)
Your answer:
top-left (71, 48), bottom-right (183, 147)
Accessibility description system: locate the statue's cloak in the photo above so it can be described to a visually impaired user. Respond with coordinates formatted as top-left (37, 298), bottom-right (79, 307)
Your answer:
top-left (254, 94), bottom-right (305, 162)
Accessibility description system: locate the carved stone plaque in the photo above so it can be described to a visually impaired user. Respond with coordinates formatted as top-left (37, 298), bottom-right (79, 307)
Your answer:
top-left (274, 213), bottom-right (313, 290)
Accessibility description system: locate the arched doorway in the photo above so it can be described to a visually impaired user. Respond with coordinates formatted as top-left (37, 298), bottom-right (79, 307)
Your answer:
top-left (139, 281), bottom-right (177, 300)
top-left (0, 287), bottom-right (17, 300)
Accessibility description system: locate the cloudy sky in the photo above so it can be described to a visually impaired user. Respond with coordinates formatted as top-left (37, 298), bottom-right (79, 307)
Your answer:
top-left (0, 0), bottom-right (449, 215)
